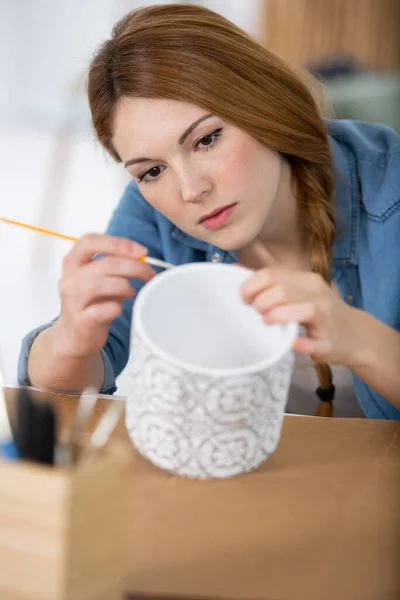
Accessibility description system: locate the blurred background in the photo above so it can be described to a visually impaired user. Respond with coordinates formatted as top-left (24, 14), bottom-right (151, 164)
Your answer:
top-left (1, 0), bottom-right (399, 405)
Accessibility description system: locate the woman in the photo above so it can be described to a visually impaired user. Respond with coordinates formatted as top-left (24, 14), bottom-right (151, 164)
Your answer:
top-left (18, 4), bottom-right (400, 419)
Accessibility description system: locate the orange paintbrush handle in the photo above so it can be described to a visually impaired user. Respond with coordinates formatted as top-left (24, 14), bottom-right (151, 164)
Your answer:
top-left (0, 216), bottom-right (78, 243)
top-left (0, 216), bottom-right (173, 269)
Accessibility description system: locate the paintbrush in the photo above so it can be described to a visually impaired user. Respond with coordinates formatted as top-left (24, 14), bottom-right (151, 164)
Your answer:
top-left (0, 216), bottom-right (174, 270)
top-left (0, 369), bottom-right (19, 460)
top-left (78, 400), bottom-right (125, 467)
top-left (69, 386), bottom-right (99, 464)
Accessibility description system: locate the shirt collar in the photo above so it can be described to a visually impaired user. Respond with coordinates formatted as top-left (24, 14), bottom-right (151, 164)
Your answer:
top-left (328, 125), bottom-right (360, 268)
top-left (171, 228), bottom-right (237, 263)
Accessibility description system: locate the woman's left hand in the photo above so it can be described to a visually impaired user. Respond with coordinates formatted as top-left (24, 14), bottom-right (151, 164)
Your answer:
top-left (241, 268), bottom-right (362, 366)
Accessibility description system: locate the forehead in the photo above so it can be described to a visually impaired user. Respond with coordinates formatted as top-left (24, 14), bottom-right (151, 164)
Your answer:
top-left (112, 97), bottom-right (207, 150)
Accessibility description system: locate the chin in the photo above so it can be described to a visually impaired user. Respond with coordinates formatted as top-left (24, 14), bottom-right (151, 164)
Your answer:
top-left (211, 227), bottom-right (254, 252)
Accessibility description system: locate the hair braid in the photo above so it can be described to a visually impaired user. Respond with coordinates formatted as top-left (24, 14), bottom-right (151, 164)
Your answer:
top-left (289, 158), bottom-right (336, 415)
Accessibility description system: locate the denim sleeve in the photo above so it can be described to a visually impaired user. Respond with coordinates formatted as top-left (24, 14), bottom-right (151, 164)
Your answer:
top-left (17, 181), bottom-right (163, 394)
top-left (17, 322), bottom-right (118, 394)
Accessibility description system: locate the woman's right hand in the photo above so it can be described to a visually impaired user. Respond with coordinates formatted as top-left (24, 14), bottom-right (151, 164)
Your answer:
top-left (53, 233), bottom-right (156, 359)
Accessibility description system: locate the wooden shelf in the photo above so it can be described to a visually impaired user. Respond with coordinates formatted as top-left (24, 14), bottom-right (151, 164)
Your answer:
top-left (262, 0), bottom-right (400, 71)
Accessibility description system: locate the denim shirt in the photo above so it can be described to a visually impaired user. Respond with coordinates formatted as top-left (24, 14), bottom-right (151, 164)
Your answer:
top-left (18, 119), bottom-right (400, 420)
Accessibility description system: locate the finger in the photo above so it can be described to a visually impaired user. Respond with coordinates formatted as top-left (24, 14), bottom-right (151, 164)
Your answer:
top-left (80, 276), bottom-right (136, 309)
top-left (252, 283), bottom-right (306, 315)
top-left (63, 233), bottom-right (148, 270)
top-left (292, 336), bottom-right (332, 358)
top-left (83, 301), bottom-right (124, 324)
top-left (87, 255), bottom-right (156, 281)
top-left (59, 275), bottom-right (135, 310)
top-left (241, 269), bottom-right (280, 304)
top-left (241, 268), bottom-right (318, 304)
top-left (262, 301), bottom-right (317, 325)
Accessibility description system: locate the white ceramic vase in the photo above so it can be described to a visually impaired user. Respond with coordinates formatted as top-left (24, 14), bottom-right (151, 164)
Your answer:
top-left (126, 263), bottom-right (298, 479)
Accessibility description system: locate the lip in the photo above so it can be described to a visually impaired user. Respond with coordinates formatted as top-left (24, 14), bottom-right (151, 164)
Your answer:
top-left (199, 202), bottom-right (237, 224)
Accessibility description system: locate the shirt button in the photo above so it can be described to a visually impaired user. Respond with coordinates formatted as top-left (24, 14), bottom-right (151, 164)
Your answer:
top-left (211, 252), bottom-right (221, 263)
top-left (346, 294), bottom-right (354, 303)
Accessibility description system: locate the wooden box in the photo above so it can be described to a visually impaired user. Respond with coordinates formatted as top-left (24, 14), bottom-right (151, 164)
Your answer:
top-left (0, 441), bottom-right (132, 600)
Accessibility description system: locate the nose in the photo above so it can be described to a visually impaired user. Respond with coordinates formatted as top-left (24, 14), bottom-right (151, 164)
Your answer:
top-left (177, 166), bottom-right (211, 204)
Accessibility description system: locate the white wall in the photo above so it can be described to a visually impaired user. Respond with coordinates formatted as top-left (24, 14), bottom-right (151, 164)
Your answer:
top-left (0, 0), bottom-right (262, 390)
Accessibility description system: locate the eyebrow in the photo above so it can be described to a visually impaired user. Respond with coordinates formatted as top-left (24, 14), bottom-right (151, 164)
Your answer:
top-left (124, 113), bottom-right (214, 168)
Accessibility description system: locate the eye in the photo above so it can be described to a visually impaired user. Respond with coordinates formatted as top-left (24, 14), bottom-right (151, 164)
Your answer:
top-left (137, 165), bottom-right (165, 184)
top-left (195, 128), bottom-right (223, 151)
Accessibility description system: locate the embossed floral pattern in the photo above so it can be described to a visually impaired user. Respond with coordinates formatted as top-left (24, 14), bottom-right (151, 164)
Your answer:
top-left (126, 333), bottom-right (294, 479)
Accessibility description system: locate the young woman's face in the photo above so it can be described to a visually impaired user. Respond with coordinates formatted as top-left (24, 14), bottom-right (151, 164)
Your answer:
top-left (112, 98), bottom-right (282, 251)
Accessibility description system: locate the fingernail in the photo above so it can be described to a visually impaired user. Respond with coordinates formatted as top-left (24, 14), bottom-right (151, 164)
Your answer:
top-left (131, 243), bottom-right (148, 258)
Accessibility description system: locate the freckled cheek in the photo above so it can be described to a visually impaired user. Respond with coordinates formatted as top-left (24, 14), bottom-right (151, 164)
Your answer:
top-left (142, 186), bottom-right (182, 221)
top-left (212, 145), bottom-right (259, 188)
